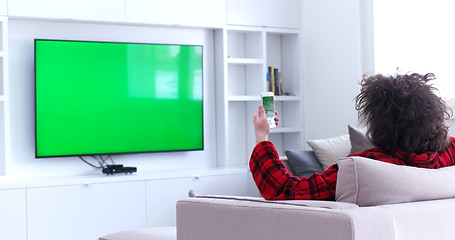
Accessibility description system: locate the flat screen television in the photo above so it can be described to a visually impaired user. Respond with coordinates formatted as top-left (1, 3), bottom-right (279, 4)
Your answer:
top-left (35, 39), bottom-right (203, 158)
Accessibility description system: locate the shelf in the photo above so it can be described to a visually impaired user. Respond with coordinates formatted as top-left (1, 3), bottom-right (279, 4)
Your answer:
top-left (0, 167), bottom-right (250, 189)
top-left (227, 25), bottom-right (299, 35)
top-left (227, 57), bottom-right (263, 65)
top-left (228, 95), bottom-right (260, 101)
top-left (266, 28), bottom-right (300, 35)
top-left (226, 25), bottom-right (263, 32)
top-left (228, 95), bottom-right (300, 102)
top-left (275, 96), bottom-right (300, 101)
top-left (270, 127), bottom-right (301, 134)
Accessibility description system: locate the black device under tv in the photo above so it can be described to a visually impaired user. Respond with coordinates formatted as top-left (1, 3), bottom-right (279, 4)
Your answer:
top-left (102, 164), bottom-right (137, 175)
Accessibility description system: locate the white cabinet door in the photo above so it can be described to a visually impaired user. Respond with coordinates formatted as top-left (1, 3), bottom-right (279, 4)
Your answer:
top-left (0, 0), bottom-right (6, 16)
top-left (192, 173), bottom-right (251, 196)
top-left (146, 172), bottom-right (251, 227)
top-left (27, 181), bottom-right (147, 240)
top-left (126, 0), bottom-right (225, 28)
top-left (0, 189), bottom-right (27, 240)
top-left (8, 0), bottom-right (125, 22)
top-left (226, 0), bottom-right (299, 28)
top-left (146, 177), bottom-right (193, 227)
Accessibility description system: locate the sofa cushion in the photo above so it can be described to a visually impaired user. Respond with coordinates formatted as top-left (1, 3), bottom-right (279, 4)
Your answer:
top-left (195, 195), bottom-right (359, 210)
top-left (307, 134), bottom-right (350, 170)
top-left (348, 125), bottom-right (374, 154)
top-left (99, 227), bottom-right (176, 240)
top-left (336, 156), bottom-right (455, 206)
top-left (285, 150), bottom-right (324, 178)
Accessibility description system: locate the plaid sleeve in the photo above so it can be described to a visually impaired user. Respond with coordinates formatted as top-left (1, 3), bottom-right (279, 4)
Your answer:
top-left (249, 141), bottom-right (337, 200)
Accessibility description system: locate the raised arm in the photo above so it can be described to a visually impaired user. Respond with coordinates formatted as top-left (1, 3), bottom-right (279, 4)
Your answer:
top-left (250, 105), bottom-right (337, 200)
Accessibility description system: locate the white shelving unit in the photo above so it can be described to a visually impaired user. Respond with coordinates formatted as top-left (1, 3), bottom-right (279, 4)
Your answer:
top-left (0, 0), bottom-right (301, 238)
top-left (0, 16), bottom-right (9, 176)
top-left (216, 25), bottom-right (303, 167)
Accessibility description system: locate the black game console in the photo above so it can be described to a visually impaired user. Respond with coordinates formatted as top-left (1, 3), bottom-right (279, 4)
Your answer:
top-left (102, 164), bottom-right (137, 175)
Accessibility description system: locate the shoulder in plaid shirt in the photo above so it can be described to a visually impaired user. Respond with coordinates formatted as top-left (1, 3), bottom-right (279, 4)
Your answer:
top-left (249, 136), bottom-right (455, 200)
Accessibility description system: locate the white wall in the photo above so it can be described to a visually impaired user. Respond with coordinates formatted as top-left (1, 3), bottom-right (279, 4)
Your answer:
top-left (300, 0), bottom-right (455, 145)
top-left (7, 19), bottom-right (217, 177)
top-left (301, 0), bottom-right (363, 144)
top-left (0, 0), bottom-right (6, 16)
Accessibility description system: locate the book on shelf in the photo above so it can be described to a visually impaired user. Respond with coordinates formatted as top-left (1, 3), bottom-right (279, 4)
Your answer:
top-left (267, 66), bottom-right (283, 96)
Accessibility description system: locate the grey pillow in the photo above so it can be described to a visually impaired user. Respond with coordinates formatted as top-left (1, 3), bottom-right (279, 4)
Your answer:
top-left (348, 125), bottom-right (374, 154)
top-left (285, 150), bottom-right (324, 178)
top-left (336, 156), bottom-right (455, 206)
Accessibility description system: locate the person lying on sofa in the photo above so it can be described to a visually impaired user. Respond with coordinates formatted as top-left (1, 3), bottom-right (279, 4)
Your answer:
top-left (250, 72), bottom-right (455, 200)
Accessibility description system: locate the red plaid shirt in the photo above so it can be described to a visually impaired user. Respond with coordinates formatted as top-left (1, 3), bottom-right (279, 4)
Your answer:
top-left (249, 136), bottom-right (455, 200)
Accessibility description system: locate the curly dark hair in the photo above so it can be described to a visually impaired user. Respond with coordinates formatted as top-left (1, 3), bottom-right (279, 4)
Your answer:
top-left (355, 73), bottom-right (452, 154)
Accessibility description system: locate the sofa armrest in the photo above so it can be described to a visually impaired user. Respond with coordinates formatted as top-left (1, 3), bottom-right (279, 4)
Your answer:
top-left (176, 196), bottom-right (394, 240)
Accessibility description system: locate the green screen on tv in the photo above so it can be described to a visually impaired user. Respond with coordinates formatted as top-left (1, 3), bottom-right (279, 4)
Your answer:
top-left (35, 39), bottom-right (203, 157)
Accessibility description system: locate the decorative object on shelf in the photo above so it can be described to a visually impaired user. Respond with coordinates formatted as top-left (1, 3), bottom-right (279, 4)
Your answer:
top-left (267, 66), bottom-right (283, 96)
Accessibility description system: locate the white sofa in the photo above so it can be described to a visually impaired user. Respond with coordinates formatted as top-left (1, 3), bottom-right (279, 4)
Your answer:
top-left (177, 196), bottom-right (455, 240)
top-left (176, 156), bottom-right (455, 240)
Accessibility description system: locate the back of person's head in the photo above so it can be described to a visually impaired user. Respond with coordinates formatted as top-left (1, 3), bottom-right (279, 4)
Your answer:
top-left (355, 73), bottom-right (452, 154)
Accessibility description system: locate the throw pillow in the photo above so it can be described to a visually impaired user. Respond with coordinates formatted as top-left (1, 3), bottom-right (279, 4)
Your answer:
top-left (306, 134), bottom-right (350, 170)
top-left (285, 150), bottom-right (324, 178)
top-left (348, 125), bottom-right (374, 154)
top-left (336, 156), bottom-right (455, 207)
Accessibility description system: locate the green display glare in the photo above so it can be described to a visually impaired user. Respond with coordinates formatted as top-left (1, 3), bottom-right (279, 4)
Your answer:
top-left (36, 40), bottom-right (203, 157)
top-left (262, 96), bottom-right (275, 127)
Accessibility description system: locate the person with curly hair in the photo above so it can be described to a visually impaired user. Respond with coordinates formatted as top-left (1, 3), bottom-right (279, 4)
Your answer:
top-left (250, 72), bottom-right (455, 200)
